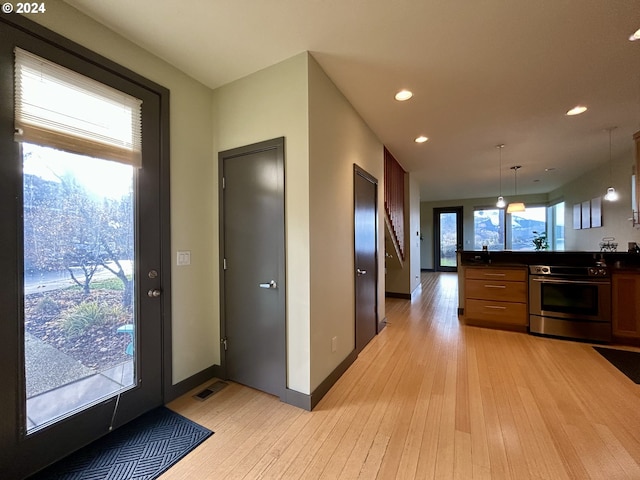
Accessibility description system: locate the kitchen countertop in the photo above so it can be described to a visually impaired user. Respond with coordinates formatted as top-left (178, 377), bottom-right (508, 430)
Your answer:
top-left (459, 250), bottom-right (640, 271)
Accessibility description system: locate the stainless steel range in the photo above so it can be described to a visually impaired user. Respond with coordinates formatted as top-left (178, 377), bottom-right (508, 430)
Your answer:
top-left (528, 264), bottom-right (611, 342)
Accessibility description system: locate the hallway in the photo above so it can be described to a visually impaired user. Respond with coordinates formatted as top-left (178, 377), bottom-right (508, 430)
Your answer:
top-left (165, 272), bottom-right (640, 479)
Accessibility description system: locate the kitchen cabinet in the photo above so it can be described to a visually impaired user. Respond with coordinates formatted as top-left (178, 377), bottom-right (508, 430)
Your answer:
top-left (612, 272), bottom-right (640, 341)
top-left (464, 266), bottom-right (528, 331)
top-left (635, 130), bottom-right (640, 225)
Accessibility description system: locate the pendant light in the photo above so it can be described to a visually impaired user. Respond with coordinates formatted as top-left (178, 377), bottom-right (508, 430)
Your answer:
top-left (506, 165), bottom-right (525, 213)
top-left (496, 144), bottom-right (506, 208)
top-left (604, 126), bottom-right (618, 201)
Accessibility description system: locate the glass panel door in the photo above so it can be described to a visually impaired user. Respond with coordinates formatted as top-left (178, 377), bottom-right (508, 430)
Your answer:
top-left (23, 143), bottom-right (136, 432)
top-left (434, 207), bottom-right (463, 271)
top-left (1, 24), bottom-right (166, 477)
top-left (439, 213), bottom-right (457, 268)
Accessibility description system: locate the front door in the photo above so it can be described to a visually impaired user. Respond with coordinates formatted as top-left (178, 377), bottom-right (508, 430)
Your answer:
top-left (354, 165), bottom-right (378, 353)
top-left (434, 207), bottom-right (463, 272)
top-left (220, 138), bottom-right (286, 399)
top-left (0, 19), bottom-right (167, 478)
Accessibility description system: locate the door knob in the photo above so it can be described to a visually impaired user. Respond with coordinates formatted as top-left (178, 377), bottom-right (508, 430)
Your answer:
top-left (147, 289), bottom-right (162, 298)
top-left (259, 280), bottom-right (278, 289)
top-left (357, 269), bottom-right (367, 276)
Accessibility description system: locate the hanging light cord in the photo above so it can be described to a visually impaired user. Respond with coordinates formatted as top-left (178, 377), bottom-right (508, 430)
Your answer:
top-left (609, 128), bottom-right (613, 182)
top-left (512, 165), bottom-right (520, 195)
top-left (498, 144), bottom-right (503, 195)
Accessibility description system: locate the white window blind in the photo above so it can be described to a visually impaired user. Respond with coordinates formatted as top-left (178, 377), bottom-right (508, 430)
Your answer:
top-left (14, 47), bottom-right (143, 167)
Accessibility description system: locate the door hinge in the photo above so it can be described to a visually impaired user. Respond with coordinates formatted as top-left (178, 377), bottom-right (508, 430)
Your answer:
top-left (223, 258), bottom-right (227, 270)
top-left (221, 338), bottom-right (228, 351)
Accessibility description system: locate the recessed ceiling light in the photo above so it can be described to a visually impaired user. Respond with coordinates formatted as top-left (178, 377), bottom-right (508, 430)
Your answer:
top-left (415, 136), bottom-right (428, 143)
top-left (566, 105), bottom-right (587, 116)
top-left (630, 28), bottom-right (640, 41)
top-left (395, 90), bottom-right (413, 101)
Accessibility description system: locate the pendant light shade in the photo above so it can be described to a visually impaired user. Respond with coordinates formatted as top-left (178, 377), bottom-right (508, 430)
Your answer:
top-left (605, 187), bottom-right (618, 201)
top-left (604, 127), bottom-right (617, 201)
top-left (507, 165), bottom-right (525, 213)
top-left (496, 144), bottom-right (505, 208)
top-left (507, 202), bottom-right (526, 213)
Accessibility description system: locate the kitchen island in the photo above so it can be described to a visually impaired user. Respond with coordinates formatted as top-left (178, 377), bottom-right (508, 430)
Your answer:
top-left (458, 250), bottom-right (640, 344)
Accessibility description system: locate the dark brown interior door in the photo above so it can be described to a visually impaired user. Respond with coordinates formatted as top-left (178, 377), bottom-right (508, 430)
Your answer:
top-left (354, 165), bottom-right (378, 352)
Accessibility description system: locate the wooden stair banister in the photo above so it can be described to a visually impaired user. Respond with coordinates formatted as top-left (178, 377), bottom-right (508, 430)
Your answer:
top-left (384, 147), bottom-right (406, 261)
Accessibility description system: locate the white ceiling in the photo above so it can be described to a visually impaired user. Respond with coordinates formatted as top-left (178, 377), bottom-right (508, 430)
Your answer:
top-left (65, 0), bottom-right (640, 202)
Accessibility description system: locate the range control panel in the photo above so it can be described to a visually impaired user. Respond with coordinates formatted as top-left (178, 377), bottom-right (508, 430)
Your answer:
top-left (529, 265), bottom-right (609, 277)
top-left (530, 265), bottom-right (550, 275)
top-left (587, 266), bottom-right (609, 277)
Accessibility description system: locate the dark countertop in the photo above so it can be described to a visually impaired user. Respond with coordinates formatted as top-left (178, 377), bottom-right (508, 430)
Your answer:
top-left (459, 250), bottom-right (640, 272)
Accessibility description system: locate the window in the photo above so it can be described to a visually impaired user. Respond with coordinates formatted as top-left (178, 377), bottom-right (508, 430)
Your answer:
top-left (474, 208), bottom-right (505, 250)
top-left (509, 206), bottom-right (547, 251)
top-left (549, 202), bottom-right (565, 251)
top-left (17, 48), bottom-right (141, 432)
top-left (474, 204), bottom-right (562, 251)
top-left (14, 48), bottom-right (142, 166)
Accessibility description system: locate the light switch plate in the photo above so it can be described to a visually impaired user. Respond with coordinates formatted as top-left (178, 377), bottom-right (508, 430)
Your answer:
top-left (176, 250), bottom-right (191, 266)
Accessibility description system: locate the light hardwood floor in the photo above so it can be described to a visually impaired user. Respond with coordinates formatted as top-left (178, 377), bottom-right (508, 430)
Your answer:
top-left (164, 272), bottom-right (640, 479)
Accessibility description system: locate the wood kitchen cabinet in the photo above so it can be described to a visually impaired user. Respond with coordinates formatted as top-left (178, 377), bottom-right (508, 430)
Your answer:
top-left (464, 266), bottom-right (528, 331)
top-left (612, 272), bottom-right (640, 342)
top-left (635, 130), bottom-right (640, 224)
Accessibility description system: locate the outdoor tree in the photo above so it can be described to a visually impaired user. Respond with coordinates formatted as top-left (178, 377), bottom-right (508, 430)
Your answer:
top-left (97, 193), bottom-right (135, 307)
top-left (56, 173), bottom-right (105, 295)
top-left (24, 164), bottom-right (134, 305)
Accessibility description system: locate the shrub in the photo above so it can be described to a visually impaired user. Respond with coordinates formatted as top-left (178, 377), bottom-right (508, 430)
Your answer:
top-left (60, 301), bottom-right (124, 338)
top-left (33, 295), bottom-right (60, 316)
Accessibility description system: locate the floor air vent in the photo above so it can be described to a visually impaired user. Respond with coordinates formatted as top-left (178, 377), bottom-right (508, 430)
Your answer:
top-left (193, 380), bottom-right (228, 401)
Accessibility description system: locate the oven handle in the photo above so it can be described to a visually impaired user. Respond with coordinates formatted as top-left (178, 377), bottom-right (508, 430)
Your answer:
top-left (530, 277), bottom-right (610, 285)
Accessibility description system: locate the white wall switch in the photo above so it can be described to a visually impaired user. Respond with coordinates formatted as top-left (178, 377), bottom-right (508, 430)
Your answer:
top-left (331, 336), bottom-right (338, 353)
top-left (176, 250), bottom-right (191, 266)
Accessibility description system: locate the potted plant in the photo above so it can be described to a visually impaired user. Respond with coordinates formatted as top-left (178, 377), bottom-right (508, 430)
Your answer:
top-left (532, 231), bottom-right (548, 251)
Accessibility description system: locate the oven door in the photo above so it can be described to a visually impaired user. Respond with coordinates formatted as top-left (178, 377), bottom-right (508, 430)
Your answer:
top-left (529, 276), bottom-right (611, 322)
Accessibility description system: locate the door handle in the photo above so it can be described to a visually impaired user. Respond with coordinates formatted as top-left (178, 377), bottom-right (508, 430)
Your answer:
top-left (147, 289), bottom-right (162, 298)
top-left (357, 269), bottom-right (367, 276)
top-left (259, 280), bottom-right (278, 289)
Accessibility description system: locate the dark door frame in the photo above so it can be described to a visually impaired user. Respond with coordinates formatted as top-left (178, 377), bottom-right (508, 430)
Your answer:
top-left (354, 164), bottom-right (379, 352)
top-left (433, 206), bottom-right (463, 272)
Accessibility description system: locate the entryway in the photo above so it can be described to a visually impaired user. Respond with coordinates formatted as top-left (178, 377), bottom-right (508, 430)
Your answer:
top-left (0, 19), bottom-right (169, 478)
top-left (434, 206), bottom-right (463, 272)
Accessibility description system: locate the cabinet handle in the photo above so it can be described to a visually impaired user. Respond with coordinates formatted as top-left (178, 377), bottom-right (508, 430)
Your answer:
top-left (484, 305), bottom-right (507, 310)
top-left (484, 284), bottom-right (506, 288)
top-left (483, 273), bottom-right (506, 276)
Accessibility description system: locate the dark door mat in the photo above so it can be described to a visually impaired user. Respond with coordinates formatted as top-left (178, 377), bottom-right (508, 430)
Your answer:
top-left (194, 380), bottom-right (228, 401)
top-left (594, 347), bottom-right (640, 384)
top-left (29, 406), bottom-right (213, 480)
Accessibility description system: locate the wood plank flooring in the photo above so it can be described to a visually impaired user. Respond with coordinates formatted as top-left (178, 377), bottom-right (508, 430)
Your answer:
top-left (164, 272), bottom-right (640, 479)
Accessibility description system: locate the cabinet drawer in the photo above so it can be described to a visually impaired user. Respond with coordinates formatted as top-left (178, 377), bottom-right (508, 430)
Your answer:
top-left (465, 279), bottom-right (527, 302)
top-left (465, 267), bottom-right (526, 282)
top-left (465, 299), bottom-right (528, 326)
